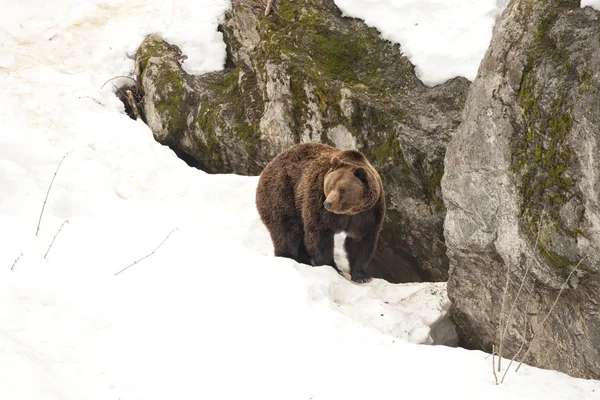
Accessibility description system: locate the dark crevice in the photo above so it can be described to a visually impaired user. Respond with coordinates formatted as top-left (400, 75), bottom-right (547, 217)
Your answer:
top-left (115, 83), bottom-right (146, 122)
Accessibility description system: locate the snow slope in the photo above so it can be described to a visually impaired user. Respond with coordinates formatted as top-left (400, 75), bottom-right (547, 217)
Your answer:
top-left (1, 0), bottom-right (599, 399)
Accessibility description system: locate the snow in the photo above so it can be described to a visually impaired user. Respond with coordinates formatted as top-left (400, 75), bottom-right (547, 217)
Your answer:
top-left (333, 0), bottom-right (509, 86)
top-left (582, 0), bottom-right (600, 11)
top-left (1, 0), bottom-right (599, 399)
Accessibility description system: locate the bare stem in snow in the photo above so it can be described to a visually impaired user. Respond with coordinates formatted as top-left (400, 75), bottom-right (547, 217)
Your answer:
top-left (101, 75), bottom-right (138, 90)
top-left (11, 253), bottom-right (23, 271)
top-left (114, 228), bottom-right (178, 276)
top-left (78, 96), bottom-right (105, 106)
top-left (492, 345), bottom-right (499, 385)
top-left (501, 342), bottom-right (524, 384)
top-left (521, 279), bottom-right (535, 332)
top-left (44, 220), bottom-right (69, 259)
top-left (498, 217), bottom-right (543, 370)
top-left (515, 256), bottom-right (587, 372)
top-left (36, 152), bottom-right (71, 237)
top-left (265, 0), bottom-right (274, 16)
top-left (125, 89), bottom-right (141, 120)
top-left (497, 262), bottom-right (511, 372)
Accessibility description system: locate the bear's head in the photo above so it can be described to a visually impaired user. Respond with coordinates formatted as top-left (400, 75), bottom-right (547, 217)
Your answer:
top-left (323, 155), bottom-right (381, 215)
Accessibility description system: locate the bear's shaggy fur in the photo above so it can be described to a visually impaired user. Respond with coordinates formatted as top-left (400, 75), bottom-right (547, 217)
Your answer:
top-left (255, 142), bottom-right (385, 283)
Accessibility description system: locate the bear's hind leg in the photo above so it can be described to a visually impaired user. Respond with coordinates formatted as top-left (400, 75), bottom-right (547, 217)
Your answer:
top-left (271, 216), bottom-right (305, 263)
top-left (304, 229), bottom-right (341, 274)
top-left (297, 239), bottom-right (311, 265)
top-left (344, 235), bottom-right (375, 283)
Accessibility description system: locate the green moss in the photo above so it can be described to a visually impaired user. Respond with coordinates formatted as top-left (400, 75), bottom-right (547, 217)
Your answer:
top-left (155, 69), bottom-right (186, 134)
top-left (370, 136), bottom-right (401, 165)
top-left (512, 2), bottom-right (579, 232)
top-left (311, 28), bottom-right (364, 83)
top-left (578, 67), bottom-right (594, 94)
top-left (514, 68), bottom-right (575, 230)
top-left (289, 75), bottom-right (309, 141)
top-left (196, 103), bottom-right (223, 165)
top-left (539, 240), bottom-right (595, 275)
top-left (137, 38), bottom-right (189, 136)
top-left (539, 241), bottom-right (574, 272)
top-left (257, 0), bottom-right (416, 93)
top-left (348, 101), bottom-right (409, 168)
top-left (510, 1), bottom-right (593, 274)
top-left (200, 67), bottom-right (261, 160)
top-left (423, 165), bottom-right (446, 211)
top-left (138, 39), bottom-right (171, 69)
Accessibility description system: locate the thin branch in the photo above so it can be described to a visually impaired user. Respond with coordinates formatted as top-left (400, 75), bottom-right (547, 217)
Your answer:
top-left (36, 152), bottom-right (71, 237)
top-left (114, 84), bottom-right (127, 98)
top-left (78, 96), bottom-right (105, 106)
top-left (520, 277), bottom-right (535, 335)
top-left (498, 217), bottom-right (543, 369)
top-left (11, 253), bottom-right (23, 271)
top-left (114, 228), bottom-right (178, 276)
top-left (501, 342), bottom-right (524, 384)
top-left (44, 220), bottom-right (69, 259)
top-left (516, 256), bottom-right (587, 372)
top-left (265, 0), bottom-right (274, 16)
top-left (513, 279), bottom-right (536, 354)
top-left (125, 89), bottom-right (141, 120)
top-left (492, 345), bottom-right (499, 385)
top-left (101, 75), bottom-right (138, 90)
top-left (497, 262), bottom-right (511, 371)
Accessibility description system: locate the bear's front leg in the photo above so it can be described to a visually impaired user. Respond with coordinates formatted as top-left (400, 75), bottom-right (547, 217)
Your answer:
top-left (344, 235), bottom-right (377, 283)
top-left (304, 229), bottom-right (341, 274)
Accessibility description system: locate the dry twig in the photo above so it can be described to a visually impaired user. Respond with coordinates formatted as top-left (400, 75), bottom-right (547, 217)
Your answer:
top-left (78, 96), bottom-right (105, 106)
top-left (11, 253), bottom-right (23, 271)
top-left (492, 345), bottom-right (499, 385)
top-left (36, 152), bottom-right (71, 236)
top-left (44, 220), bottom-right (69, 259)
top-left (515, 256), bottom-right (587, 372)
top-left (101, 75), bottom-right (138, 90)
top-left (501, 342), bottom-right (524, 384)
top-left (125, 89), bottom-right (140, 120)
top-left (265, 0), bottom-right (274, 16)
top-left (497, 262), bottom-right (511, 371)
top-left (498, 217), bottom-right (543, 369)
top-left (114, 228), bottom-right (178, 276)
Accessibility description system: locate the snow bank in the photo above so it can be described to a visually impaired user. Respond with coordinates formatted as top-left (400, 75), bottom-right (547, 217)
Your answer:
top-left (582, 0), bottom-right (600, 11)
top-left (333, 0), bottom-right (508, 86)
top-left (1, 0), bottom-right (599, 399)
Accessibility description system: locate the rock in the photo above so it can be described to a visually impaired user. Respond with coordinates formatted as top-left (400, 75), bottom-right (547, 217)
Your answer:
top-left (135, 0), bottom-right (469, 283)
top-left (442, 0), bottom-right (600, 379)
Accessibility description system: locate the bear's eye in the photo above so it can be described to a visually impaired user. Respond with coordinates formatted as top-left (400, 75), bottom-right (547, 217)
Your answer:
top-left (339, 188), bottom-right (345, 195)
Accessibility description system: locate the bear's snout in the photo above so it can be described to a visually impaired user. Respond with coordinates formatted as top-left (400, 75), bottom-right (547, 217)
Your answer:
top-left (323, 200), bottom-right (332, 210)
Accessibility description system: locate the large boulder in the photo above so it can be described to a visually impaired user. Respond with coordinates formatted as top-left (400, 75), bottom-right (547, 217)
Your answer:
top-left (442, 0), bottom-right (600, 379)
top-left (135, 0), bottom-right (469, 282)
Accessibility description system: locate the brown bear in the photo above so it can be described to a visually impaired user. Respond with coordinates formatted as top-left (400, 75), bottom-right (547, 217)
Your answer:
top-left (255, 142), bottom-right (385, 283)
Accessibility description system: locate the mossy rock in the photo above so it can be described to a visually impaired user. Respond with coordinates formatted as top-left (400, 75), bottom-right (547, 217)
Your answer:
top-left (443, 0), bottom-right (600, 380)
top-left (510, 0), bottom-right (600, 274)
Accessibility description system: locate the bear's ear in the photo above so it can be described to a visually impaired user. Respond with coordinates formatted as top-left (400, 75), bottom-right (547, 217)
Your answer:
top-left (354, 167), bottom-right (369, 184)
top-left (330, 156), bottom-right (342, 170)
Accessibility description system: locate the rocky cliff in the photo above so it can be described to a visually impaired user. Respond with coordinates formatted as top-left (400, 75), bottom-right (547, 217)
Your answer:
top-left (442, 0), bottom-right (600, 379)
top-left (134, 0), bottom-right (469, 282)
